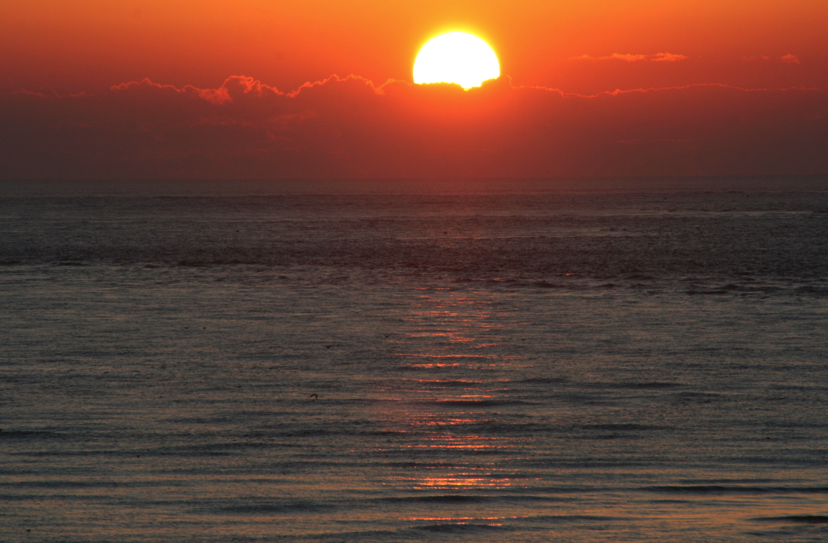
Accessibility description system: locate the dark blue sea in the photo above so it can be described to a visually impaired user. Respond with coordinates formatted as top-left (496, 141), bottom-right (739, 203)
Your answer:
top-left (1, 177), bottom-right (827, 542)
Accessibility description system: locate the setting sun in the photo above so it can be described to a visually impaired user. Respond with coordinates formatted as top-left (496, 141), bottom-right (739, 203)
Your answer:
top-left (413, 32), bottom-right (500, 90)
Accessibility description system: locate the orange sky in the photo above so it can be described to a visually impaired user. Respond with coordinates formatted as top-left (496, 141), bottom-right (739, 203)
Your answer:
top-left (1, 0), bottom-right (827, 178)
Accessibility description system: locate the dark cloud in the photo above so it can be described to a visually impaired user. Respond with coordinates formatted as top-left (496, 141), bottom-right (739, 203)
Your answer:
top-left (1, 75), bottom-right (826, 179)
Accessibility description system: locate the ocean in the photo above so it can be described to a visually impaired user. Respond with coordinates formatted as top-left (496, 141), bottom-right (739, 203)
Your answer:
top-left (1, 177), bottom-right (827, 542)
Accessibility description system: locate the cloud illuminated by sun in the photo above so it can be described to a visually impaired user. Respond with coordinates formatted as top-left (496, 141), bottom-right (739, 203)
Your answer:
top-left (574, 53), bottom-right (689, 62)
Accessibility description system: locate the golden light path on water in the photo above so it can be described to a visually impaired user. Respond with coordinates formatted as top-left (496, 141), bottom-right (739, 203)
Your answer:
top-left (369, 288), bottom-right (531, 530)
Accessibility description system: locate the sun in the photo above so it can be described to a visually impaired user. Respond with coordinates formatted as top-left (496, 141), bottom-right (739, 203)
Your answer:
top-left (413, 32), bottom-right (500, 90)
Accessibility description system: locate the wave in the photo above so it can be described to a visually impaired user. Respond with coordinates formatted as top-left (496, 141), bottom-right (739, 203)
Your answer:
top-left (583, 381), bottom-right (683, 390)
top-left (209, 499), bottom-right (336, 515)
top-left (644, 485), bottom-right (828, 495)
top-left (577, 424), bottom-right (669, 431)
top-left (753, 515), bottom-right (828, 524)
top-left (429, 399), bottom-right (533, 407)
top-left (414, 522), bottom-right (508, 533)
top-left (384, 494), bottom-right (491, 504)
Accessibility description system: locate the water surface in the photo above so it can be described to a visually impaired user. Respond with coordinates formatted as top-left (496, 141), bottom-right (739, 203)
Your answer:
top-left (1, 177), bottom-right (827, 541)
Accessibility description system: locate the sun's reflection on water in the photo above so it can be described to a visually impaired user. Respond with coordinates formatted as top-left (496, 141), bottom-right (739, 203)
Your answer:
top-left (407, 466), bottom-right (516, 491)
top-left (373, 290), bottom-right (531, 499)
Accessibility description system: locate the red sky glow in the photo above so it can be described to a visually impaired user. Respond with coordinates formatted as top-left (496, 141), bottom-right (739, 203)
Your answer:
top-left (1, 0), bottom-right (826, 179)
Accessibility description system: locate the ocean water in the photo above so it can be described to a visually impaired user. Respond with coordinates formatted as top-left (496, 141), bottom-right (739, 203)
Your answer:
top-left (1, 177), bottom-right (827, 542)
